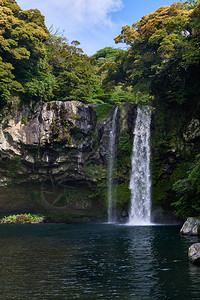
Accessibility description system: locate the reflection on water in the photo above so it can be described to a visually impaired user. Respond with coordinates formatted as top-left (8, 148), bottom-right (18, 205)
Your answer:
top-left (0, 224), bottom-right (199, 299)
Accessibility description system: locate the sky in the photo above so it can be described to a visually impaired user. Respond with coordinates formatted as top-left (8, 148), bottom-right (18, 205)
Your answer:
top-left (17, 0), bottom-right (178, 56)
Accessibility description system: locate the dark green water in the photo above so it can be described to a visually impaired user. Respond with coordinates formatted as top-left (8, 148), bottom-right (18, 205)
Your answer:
top-left (0, 224), bottom-right (199, 299)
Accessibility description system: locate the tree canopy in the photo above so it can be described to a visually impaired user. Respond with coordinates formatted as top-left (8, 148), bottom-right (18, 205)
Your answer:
top-left (112, 1), bottom-right (200, 104)
top-left (0, 0), bottom-right (94, 108)
top-left (1, 0), bottom-right (200, 108)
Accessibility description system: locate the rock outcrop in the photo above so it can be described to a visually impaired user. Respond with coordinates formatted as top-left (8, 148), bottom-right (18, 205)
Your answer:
top-left (150, 95), bottom-right (200, 217)
top-left (188, 243), bottom-right (200, 264)
top-left (0, 101), bottom-right (136, 220)
top-left (180, 217), bottom-right (200, 236)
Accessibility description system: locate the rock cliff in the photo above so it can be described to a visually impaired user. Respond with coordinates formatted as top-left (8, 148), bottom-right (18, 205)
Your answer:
top-left (0, 101), bottom-right (136, 221)
top-left (151, 97), bottom-right (200, 218)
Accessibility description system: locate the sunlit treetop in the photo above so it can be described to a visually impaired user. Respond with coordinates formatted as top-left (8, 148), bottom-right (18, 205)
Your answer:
top-left (0, 0), bottom-right (21, 15)
top-left (0, 1), bottom-right (48, 62)
top-left (114, 2), bottom-right (190, 45)
top-left (19, 9), bottom-right (48, 32)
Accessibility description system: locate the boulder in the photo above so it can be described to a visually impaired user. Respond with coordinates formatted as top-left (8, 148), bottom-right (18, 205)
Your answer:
top-left (183, 118), bottom-right (200, 142)
top-left (188, 243), bottom-right (200, 264)
top-left (180, 217), bottom-right (200, 236)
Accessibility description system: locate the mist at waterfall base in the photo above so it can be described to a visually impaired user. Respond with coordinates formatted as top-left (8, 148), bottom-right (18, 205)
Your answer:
top-left (0, 223), bottom-right (199, 299)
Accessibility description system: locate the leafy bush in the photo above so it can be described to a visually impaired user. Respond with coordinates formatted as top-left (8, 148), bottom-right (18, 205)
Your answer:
top-left (93, 104), bottom-right (112, 122)
top-left (0, 213), bottom-right (44, 224)
top-left (24, 74), bottom-right (57, 101)
top-left (172, 154), bottom-right (200, 219)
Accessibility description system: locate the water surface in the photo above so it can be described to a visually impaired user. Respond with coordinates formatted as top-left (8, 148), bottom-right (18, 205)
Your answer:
top-left (0, 224), bottom-right (199, 299)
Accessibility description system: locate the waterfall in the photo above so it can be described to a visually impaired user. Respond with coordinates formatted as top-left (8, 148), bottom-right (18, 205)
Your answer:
top-left (107, 106), bottom-right (118, 223)
top-left (128, 106), bottom-right (152, 225)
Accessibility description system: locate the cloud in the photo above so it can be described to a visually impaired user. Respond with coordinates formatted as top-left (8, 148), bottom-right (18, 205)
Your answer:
top-left (20, 0), bottom-right (123, 32)
top-left (48, 0), bottom-right (123, 27)
top-left (17, 0), bottom-right (124, 54)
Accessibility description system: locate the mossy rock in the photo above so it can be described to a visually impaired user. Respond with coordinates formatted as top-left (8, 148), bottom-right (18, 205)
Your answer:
top-left (114, 182), bottom-right (131, 209)
top-left (93, 104), bottom-right (112, 122)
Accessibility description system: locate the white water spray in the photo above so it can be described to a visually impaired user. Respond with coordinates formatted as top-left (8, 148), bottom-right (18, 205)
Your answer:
top-left (128, 106), bottom-right (152, 225)
top-left (107, 107), bottom-right (118, 223)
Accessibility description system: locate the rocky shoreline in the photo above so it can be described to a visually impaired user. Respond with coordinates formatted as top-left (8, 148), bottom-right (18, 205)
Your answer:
top-left (180, 217), bottom-right (200, 265)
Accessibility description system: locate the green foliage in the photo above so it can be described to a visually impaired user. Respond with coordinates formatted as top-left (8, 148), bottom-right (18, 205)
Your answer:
top-left (0, 57), bottom-right (23, 108)
top-left (0, 1), bottom-right (94, 107)
top-left (118, 130), bottom-right (132, 157)
top-left (46, 31), bottom-right (92, 102)
top-left (24, 73), bottom-right (57, 101)
top-left (0, 213), bottom-right (44, 224)
top-left (114, 2), bottom-right (200, 104)
top-left (93, 104), bottom-right (112, 122)
top-left (83, 164), bottom-right (106, 181)
top-left (116, 129), bottom-right (132, 174)
top-left (172, 154), bottom-right (200, 218)
top-left (115, 182), bottom-right (131, 208)
top-left (152, 179), bottom-right (171, 208)
top-left (184, 0), bottom-right (199, 9)
top-left (152, 161), bottom-right (191, 209)
top-left (1, 0), bottom-right (200, 109)
top-left (19, 8), bottom-right (48, 31)
top-left (109, 86), bottom-right (135, 105)
top-left (86, 74), bottom-right (109, 104)
top-left (91, 47), bottom-right (128, 101)
top-left (21, 116), bottom-right (28, 124)
top-left (92, 47), bottom-right (125, 64)
top-left (0, 0), bottom-right (49, 107)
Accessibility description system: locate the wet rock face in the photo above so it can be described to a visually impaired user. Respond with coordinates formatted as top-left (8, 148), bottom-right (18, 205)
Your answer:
top-left (0, 101), bottom-right (137, 217)
top-left (180, 217), bottom-right (200, 236)
top-left (97, 108), bottom-right (118, 164)
top-left (0, 101), bottom-right (106, 185)
top-left (0, 101), bottom-right (106, 215)
top-left (23, 101), bottom-right (96, 148)
top-left (183, 119), bottom-right (200, 142)
top-left (0, 102), bottom-right (135, 185)
top-left (150, 97), bottom-right (200, 214)
top-left (188, 243), bottom-right (200, 264)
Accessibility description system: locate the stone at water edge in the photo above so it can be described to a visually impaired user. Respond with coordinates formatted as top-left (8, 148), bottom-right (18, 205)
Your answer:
top-left (188, 243), bottom-right (200, 264)
top-left (180, 217), bottom-right (200, 236)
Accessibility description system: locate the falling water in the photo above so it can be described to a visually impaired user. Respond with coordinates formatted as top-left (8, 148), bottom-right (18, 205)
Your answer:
top-left (107, 106), bottom-right (118, 223)
top-left (128, 106), bottom-right (152, 225)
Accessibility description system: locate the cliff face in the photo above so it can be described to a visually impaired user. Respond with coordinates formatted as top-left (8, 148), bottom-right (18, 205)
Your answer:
top-left (0, 101), bottom-right (136, 221)
top-left (151, 96), bottom-right (200, 219)
top-left (1, 96), bottom-right (199, 222)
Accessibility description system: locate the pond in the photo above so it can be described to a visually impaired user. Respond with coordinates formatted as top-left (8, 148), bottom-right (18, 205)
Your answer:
top-left (0, 223), bottom-right (199, 299)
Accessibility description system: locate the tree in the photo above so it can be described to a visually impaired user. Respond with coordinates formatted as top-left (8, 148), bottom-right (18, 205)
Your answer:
top-left (114, 2), bottom-right (200, 103)
top-left (0, 57), bottom-right (23, 107)
top-left (0, 0), bottom-right (50, 105)
top-left (46, 31), bottom-right (92, 102)
top-left (91, 47), bottom-right (128, 102)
